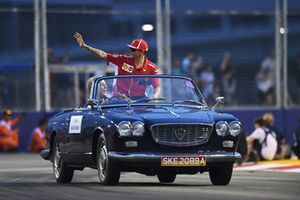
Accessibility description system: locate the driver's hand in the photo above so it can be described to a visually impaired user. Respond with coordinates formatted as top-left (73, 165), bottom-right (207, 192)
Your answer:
top-left (118, 92), bottom-right (130, 100)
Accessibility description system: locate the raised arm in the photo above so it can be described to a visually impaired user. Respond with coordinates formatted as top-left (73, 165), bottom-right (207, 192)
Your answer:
top-left (74, 32), bottom-right (107, 59)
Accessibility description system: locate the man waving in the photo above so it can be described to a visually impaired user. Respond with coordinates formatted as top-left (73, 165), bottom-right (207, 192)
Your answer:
top-left (74, 32), bottom-right (160, 99)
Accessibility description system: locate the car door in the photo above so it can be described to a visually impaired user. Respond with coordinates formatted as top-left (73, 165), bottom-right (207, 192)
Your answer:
top-left (63, 110), bottom-right (88, 153)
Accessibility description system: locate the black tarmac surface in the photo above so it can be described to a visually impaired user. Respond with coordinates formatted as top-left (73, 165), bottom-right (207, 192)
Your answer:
top-left (0, 153), bottom-right (299, 200)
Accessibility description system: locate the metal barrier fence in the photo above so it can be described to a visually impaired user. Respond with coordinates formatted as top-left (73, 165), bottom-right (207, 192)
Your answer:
top-left (0, 0), bottom-right (299, 112)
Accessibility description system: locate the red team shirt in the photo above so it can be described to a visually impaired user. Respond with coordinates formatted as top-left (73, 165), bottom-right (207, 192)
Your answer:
top-left (106, 53), bottom-right (160, 97)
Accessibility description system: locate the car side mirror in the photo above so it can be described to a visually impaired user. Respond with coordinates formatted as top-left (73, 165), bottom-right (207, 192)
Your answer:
top-left (212, 97), bottom-right (224, 109)
top-left (216, 97), bottom-right (224, 104)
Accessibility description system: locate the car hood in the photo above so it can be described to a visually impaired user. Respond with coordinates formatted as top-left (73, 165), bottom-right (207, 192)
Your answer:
top-left (103, 105), bottom-right (238, 125)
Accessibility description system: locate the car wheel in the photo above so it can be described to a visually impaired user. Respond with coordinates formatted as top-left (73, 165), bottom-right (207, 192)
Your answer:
top-left (52, 137), bottom-right (74, 183)
top-left (157, 171), bottom-right (176, 183)
top-left (97, 134), bottom-right (120, 185)
top-left (209, 163), bottom-right (233, 185)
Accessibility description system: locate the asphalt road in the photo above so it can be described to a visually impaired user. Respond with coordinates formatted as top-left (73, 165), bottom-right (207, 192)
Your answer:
top-left (0, 154), bottom-right (299, 200)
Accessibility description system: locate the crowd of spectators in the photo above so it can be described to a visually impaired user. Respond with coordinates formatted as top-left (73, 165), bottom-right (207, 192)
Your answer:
top-left (172, 51), bottom-right (237, 106)
top-left (1, 48), bottom-right (300, 108)
top-left (172, 51), bottom-right (300, 106)
top-left (0, 109), bottom-right (46, 153)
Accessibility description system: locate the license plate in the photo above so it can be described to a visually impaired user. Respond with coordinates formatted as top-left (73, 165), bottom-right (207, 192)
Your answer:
top-left (161, 156), bottom-right (206, 167)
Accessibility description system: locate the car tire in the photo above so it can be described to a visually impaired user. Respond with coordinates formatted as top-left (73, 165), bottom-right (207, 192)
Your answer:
top-left (157, 171), bottom-right (176, 183)
top-left (97, 134), bottom-right (120, 185)
top-left (52, 136), bottom-right (74, 183)
top-left (209, 163), bottom-right (233, 185)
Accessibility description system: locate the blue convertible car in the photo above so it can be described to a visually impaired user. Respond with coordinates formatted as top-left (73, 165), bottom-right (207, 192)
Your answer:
top-left (41, 75), bottom-right (241, 185)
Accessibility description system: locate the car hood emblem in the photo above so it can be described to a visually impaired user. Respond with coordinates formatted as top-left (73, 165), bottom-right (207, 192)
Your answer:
top-left (175, 128), bottom-right (187, 141)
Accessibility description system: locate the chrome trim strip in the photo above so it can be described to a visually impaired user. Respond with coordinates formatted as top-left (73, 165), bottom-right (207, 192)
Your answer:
top-left (150, 122), bottom-right (214, 127)
top-left (99, 103), bottom-right (208, 109)
top-left (60, 152), bottom-right (93, 155)
top-left (161, 107), bottom-right (180, 118)
top-left (108, 151), bottom-right (241, 162)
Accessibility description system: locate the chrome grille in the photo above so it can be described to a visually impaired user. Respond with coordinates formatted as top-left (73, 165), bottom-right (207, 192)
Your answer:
top-left (150, 124), bottom-right (213, 147)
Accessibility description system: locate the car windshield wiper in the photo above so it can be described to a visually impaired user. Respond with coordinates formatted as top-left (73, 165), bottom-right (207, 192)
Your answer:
top-left (128, 97), bottom-right (166, 108)
top-left (172, 100), bottom-right (205, 107)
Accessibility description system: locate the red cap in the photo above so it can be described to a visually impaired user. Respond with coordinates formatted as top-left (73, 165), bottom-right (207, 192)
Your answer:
top-left (127, 39), bottom-right (148, 52)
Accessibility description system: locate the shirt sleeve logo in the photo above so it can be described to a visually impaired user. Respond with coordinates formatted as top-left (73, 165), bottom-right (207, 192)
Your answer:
top-left (122, 63), bottom-right (134, 73)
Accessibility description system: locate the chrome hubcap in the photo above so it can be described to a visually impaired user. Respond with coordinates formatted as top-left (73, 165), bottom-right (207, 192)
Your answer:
top-left (98, 142), bottom-right (108, 181)
top-left (53, 145), bottom-right (61, 179)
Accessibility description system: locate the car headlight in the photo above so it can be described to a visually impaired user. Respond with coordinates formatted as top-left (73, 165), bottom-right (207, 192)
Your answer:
top-left (118, 121), bottom-right (131, 136)
top-left (216, 121), bottom-right (228, 136)
top-left (132, 121), bottom-right (145, 136)
top-left (229, 121), bottom-right (241, 137)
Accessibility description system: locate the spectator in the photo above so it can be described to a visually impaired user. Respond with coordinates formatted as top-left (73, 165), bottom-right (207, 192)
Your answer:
top-left (255, 52), bottom-right (276, 106)
top-left (219, 51), bottom-right (236, 105)
top-left (262, 113), bottom-right (291, 159)
top-left (181, 52), bottom-right (194, 76)
top-left (292, 116), bottom-right (300, 159)
top-left (28, 119), bottom-right (47, 153)
top-left (172, 58), bottom-right (183, 76)
top-left (189, 55), bottom-right (203, 83)
top-left (247, 117), bottom-right (278, 161)
top-left (0, 109), bottom-right (22, 152)
top-left (199, 64), bottom-right (215, 104)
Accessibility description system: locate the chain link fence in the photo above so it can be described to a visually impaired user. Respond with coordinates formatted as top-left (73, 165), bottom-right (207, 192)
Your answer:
top-left (0, 4), bottom-right (35, 111)
top-left (0, 0), bottom-right (299, 111)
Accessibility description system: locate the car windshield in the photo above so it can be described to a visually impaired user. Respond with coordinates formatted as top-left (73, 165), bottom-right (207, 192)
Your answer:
top-left (90, 75), bottom-right (207, 106)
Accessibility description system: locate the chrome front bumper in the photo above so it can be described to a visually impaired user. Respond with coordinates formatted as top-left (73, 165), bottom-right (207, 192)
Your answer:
top-left (108, 151), bottom-right (241, 163)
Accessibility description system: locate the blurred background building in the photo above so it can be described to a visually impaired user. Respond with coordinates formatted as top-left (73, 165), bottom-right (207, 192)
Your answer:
top-left (0, 0), bottom-right (300, 151)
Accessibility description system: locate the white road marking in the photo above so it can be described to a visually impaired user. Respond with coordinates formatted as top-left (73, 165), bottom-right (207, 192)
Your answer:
top-left (0, 167), bottom-right (50, 172)
top-left (234, 163), bottom-right (300, 173)
top-left (234, 164), bottom-right (282, 171)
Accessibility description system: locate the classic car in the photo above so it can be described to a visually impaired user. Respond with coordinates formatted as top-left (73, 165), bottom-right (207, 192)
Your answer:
top-left (40, 74), bottom-right (242, 185)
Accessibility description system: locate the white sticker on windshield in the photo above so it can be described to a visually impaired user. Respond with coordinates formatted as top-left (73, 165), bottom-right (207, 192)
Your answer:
top-left (69, 115), bottom-right (83, 134)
